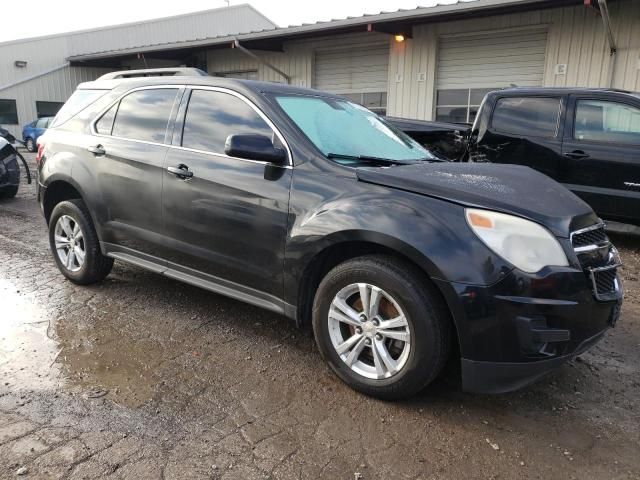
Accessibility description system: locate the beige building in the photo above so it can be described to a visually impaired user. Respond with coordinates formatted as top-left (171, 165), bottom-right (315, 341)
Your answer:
top-left (1, 0), bottom-right (639, 137)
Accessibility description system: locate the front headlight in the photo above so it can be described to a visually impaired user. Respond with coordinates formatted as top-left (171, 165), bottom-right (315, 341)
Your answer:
top-left (465, 208), bottom-right (568, 273)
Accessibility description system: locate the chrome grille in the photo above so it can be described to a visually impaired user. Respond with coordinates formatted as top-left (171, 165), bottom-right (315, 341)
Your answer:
top-left (571, 223), bottom-right (621, 301)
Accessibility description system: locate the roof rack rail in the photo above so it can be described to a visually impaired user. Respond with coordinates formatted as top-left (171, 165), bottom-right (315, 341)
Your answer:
top-left (97, 67), bottom-right (209, 80)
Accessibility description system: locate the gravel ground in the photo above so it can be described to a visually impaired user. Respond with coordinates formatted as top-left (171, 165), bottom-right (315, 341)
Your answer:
top-left (0, 152), bottom-right (639, 480)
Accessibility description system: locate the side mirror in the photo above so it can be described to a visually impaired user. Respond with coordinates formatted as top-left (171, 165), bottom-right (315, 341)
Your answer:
top-left (224, 134), bottom-right (286, 164)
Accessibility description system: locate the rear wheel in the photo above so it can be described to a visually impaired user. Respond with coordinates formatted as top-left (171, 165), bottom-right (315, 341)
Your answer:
top-left (312, 255), bottom-right (451, 400)
top-left (48, 199), bottom-right (113, 284)
top-left (25, 138), bottom-right (35, 152)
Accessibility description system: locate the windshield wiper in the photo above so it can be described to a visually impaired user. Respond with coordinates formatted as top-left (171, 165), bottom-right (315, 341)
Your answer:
top-left (326, 153), bottom-right (418, 166)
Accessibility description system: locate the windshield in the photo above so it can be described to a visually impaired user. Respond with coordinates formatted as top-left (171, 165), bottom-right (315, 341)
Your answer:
top-left (274, 95), bottom-right (435, 165)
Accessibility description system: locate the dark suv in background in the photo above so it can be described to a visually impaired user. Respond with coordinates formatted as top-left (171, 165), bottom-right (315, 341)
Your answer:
top-left (37, 70), bottom-right (622, 399)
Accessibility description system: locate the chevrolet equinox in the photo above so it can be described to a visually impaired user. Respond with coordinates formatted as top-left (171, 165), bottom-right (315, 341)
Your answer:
top-left (37, 70), bottom-right (623, 399)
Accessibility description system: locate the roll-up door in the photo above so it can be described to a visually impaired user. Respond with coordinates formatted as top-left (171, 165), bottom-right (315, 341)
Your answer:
top-left (436, 28), bottom-right (547, 123)
top-left (314, 43), bottom-right (389, 113)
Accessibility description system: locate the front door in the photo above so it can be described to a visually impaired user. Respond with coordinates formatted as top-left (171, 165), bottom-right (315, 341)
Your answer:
top-left (562, 95), bottom-right (640, 224)
top-left (162, 88), bottom-right (292, 300)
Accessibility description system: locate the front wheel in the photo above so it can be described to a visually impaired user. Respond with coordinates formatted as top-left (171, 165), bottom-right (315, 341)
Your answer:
top-left (25, 138), bottom-right (36, 152)
top-left (49, 199), bottom-right (113, 284)
top-left (312, 255), bottom-right (451, 400)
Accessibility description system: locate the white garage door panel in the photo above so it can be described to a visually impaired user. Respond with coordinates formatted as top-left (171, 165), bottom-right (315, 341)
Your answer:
top-left (437, 29), bottom-right (547, 88)
top-left (314, 43), bottom-right (389, 94)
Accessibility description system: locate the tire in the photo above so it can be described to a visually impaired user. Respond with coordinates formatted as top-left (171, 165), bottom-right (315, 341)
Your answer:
top-left (48, 199), bottom-right (113, 284)
top-left (0, 185), bottom-right (19, 199)
top-left (25, 138), bottom-right (36, 152)
top-left (312, 255), bottom-right (451, 400)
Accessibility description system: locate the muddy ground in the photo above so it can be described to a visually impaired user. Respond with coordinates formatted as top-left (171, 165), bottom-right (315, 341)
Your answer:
top-left (0, 153), bottom-right (638, 480)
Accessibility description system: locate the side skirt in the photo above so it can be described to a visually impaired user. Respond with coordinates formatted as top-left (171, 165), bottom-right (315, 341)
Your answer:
top-left (101, 242), bottom-right (297, 319)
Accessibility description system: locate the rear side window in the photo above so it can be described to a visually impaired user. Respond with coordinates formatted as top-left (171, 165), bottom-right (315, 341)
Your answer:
top-left (111, 89), bottom-right (177, 143)
top-left (51, 89), bottom-right (108, 127)
top-left (574, 99), bottom-right (640, 145)
top-left (491, 97), bottom-right (560, 138)
top-left (181, 89), bottom-right (273, 154)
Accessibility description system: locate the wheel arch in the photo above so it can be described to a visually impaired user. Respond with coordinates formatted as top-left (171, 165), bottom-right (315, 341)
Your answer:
top-left (43, 177), bottom-right (86, 224)
top-left (293, 232), bottom-right (461, 357)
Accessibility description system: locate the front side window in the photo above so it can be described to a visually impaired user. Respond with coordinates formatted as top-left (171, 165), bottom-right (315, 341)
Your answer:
top-left (111, 89), bottom-right (177, 143)
top-left (181, 89), bottom-right (273, 154)
top-left (0, 99), bottom-right (18, 125)
top-left (491, 97), bottom-right (560, 138)
top-left (574, 99), bottom-right (640, 145)
top-left (274, 94), bottom-right (431, 164)
top-left (36, 118), bottom-right (48, 128)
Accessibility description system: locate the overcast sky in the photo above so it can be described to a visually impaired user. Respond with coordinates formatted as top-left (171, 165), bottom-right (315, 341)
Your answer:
top-left (0, 0), bottom-right (463, 42)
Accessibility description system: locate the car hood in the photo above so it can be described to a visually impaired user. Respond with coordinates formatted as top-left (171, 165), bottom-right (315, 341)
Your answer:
top-left (356, 162), bottom-right (598, 237)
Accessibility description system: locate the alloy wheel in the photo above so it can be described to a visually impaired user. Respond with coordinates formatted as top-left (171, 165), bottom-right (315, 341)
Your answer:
top-left (328, 283), bottom-right (411, 379)
top-left (54, 215), bottom-right (85, 272)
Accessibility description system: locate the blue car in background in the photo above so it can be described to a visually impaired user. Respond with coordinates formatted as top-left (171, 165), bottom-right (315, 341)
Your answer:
top-left (22, 117), bottom-right (54, 152)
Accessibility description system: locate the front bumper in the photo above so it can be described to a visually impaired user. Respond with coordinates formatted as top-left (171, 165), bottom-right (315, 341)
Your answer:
top-left (434, 264), bottom-right (622, 394)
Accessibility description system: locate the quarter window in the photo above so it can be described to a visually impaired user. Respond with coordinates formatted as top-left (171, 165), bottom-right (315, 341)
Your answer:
top-left (491, 97), bottom-right (560, 138)
top-left (111, 89), bottom-right (177, 143)
top-left (181, 90), bottom-right (273, 154)
top-left (95, 104), bottom-right (118, 136)
top-left (574, 100), bottom-right (640, 145)
top-left (0, 99), bottom-right (18, 125)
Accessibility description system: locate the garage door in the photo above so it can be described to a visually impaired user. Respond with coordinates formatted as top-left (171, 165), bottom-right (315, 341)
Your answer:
top-left (435, 28), bottom-right (548, 123)
top-left (314, 43), bottom-right (389, 113)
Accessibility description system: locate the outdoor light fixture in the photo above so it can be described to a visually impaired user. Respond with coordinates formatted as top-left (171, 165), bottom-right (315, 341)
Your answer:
top-left (394, 35), bottom-right (405, 43)
top-left (14, 60), bottom-right (27, 68)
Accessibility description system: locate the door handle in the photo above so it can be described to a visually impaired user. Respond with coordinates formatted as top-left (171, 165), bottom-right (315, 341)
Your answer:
top-left (167, 164), bottom-right (193, 179)
top-left (87, 145), bottom-right (106, 156)
top-left (564, 150), bottom-right (590, 159)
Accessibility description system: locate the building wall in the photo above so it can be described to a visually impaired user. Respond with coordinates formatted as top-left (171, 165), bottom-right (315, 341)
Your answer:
top-left (389, 0), bottom-right (640, 119)
top-left (207, 1), bottom-right (640, 121)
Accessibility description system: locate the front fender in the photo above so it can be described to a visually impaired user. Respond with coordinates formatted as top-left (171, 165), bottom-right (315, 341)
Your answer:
top-left (284, 173), bottom-right (512, 308)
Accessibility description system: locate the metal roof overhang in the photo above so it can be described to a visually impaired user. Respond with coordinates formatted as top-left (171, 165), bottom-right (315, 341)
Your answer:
top-left (68, 0), bottom-right (586, 66)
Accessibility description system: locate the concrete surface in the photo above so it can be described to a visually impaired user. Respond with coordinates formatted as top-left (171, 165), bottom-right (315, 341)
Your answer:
top-left (0, 153), bottom-right (639, 479)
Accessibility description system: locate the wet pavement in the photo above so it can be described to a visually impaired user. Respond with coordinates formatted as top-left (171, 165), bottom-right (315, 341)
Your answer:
top-left (1, 153), bottom-right (639, 479)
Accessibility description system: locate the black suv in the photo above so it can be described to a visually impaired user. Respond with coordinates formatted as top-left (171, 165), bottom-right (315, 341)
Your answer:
top-left (37, 71), bottom-right (623, 399)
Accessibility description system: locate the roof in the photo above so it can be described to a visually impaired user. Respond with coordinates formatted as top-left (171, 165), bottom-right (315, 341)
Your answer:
top-left (68, 0), bottom-right (583, 63)
top-left (0, 4), bottom-right (277, 57)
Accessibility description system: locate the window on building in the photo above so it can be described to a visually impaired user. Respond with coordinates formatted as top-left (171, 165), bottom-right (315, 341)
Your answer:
top-left (95, 103), bottom-right (118, 136)
top-left (36, 101), bottom-right (64, 119)
top-left (215, 70), bottom-right (258, 81)
top-left (182, 89), bottom-right (273, 154)
top-left (491, 97), bottom-right (561, 138)
top-left (435, 88), bottom-right (497, 123)
top-left (574, 100), bottom-right (640, 145)
top-left (340, 92), bottom-right (387, 115)
top-left (0, 99), bottom-right (18, 125)
top-left (111, 89), bottom-right (177, 143)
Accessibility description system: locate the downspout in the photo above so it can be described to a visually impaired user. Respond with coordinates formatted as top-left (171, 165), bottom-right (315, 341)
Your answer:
top-left (0, 63), bottom-right (70, 92)
top-left (597, 0), bottom-right (617, 87)
top-left (232, 40), bottom-right (291, 84)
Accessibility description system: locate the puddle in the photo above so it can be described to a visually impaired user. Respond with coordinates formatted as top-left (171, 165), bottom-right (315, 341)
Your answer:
top-left (0, 278), bottom-right (62, 391)
top-left (0, 277), bottom-right (159, 407)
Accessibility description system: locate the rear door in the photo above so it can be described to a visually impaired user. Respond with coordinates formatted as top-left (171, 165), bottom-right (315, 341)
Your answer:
top-left (162, 87), bottom-right (292, 301)
top-left (475, 95), bottom-right (565, 180)
top-left (90, 86), bottom-right (181, 260)
top-left (562, 95), bottom-right (640, 224)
